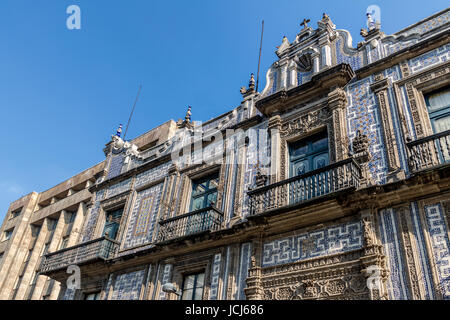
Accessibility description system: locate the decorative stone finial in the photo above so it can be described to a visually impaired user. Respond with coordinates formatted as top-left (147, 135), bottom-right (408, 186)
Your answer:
top-left (240, 73), bottom-right (256, 97)
top-left (116, 124), bottom-right (123, 138)
top-left (322, 13), bottom-right (329, 21)
top-left (249, 73), bottom-right (255, 89)
top-left (185, 106), bottom-right (192, 123)
top-left (300, 18), bottom-right (310, 29)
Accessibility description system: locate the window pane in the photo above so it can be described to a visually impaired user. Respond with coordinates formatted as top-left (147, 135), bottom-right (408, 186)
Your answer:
top-left (209, 177), bottom-right (219, 189)
top-left (184, 275), bottom-right (195, 290)
top-left (194, 288), bottom-right (204, 300)
top-left (312, 137), bottom-right (328, 151)
top-left (192, 183), bottom-right (207, 196)
top-left (182, 288), bottom-right (193, 300)
top-left (206, 192), bottom-right (218, 207)
top-left (191, 197), bottom-right (205, 211)
top-left (290, 143), bottom-right (308, 157)
top-left (432, 115), bottom-right (450, 133)
top-left (427, 88), bottom-right (450, 112)
top-left (196, 273), bottom-right (205, 287)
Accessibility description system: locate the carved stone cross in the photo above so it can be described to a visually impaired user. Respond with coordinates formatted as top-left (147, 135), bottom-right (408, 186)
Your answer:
top-left (300, 18), bottom-right (310, 29)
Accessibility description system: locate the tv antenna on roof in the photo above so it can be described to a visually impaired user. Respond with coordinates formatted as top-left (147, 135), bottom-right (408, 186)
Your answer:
top-left (123, 85), bottom-right (142, 140)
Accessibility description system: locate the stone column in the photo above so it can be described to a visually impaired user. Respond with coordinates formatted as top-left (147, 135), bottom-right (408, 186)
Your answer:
top-left (328, 88), bottom-right (349, 162)
top-left (232, 134), bottom-right (248, 220)
top-left (280, 63), bottom-right (288, 90)
top-left (319, 36), bottom-right (332, 69)
top-left (268, 115), bottom-right (282, 183)
top-left (359, 208), bottom-right (389, 300)
top-left (245, 236), bottom-right (264, 300)
top-left (312, 52), bottom-right (320, 74)
top-left (370, 75), bottom-right (405, 182)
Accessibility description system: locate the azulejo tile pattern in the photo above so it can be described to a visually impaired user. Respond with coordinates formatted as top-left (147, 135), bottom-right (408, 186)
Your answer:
top-left (62, 288), bottom-right (75, 300)
top-left (109, 269), bottom-right (146, 300)
top-left (241, 123), bottom-right (270, 218)
top-left (122, 183), bottom-right (163, 249)
top-left (209, 253), bottom-right (222, 300)
top-left (106, 178), bottom-right (132, 199)
top-left (408, 44), bottom-right (450, 74)
top-left (401, 10), bottom-right (450, 37)
top-left (335, 38), bottom-right (363, 71)
top-left (159, 264), bottom-right (173, 300)
top-left (134, 162), bottom-right (171, 189)
top-left (262, 221), bottom-right (363, 268)
top-left (107, 155), bottom-right (124, 179)
top-left (423, 203), bottom-right (450, 299)
top-left (384, 39), bottom-right (418, 56)
top-left (346, 78), bottom-right (387, 184)
top-left (378, 208), bottom-right (410, 300)
top-left (297, 70), bottom-right (313, 86)
top-left (82, 189), bottom-right (105, 242)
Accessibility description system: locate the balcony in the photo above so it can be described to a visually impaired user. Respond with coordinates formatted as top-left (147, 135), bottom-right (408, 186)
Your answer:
top-left (407, 129), bottom-right (450, 172)
top-left (157, 207), bottom-right (224, 243)
top-left (40, 237), bottom-right (119, 275)
top-left (248, 158), bottom-right (361, 216)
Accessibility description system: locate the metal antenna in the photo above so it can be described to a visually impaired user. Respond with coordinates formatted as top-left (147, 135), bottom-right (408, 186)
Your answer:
top-left (123, 85), bottom-right (142, 140)
top-left (256, 20), bottom-right (264, 93)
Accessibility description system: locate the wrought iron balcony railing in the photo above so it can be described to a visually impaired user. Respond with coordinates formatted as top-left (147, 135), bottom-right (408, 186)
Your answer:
top-left (406, 129), bottom-right (450, 172)
top-left (40, 237), bottom-right (120, 274)
top-left (157, 207), bottom-right (224, 243)
top-left (248, 158), bottom-right (361, 216)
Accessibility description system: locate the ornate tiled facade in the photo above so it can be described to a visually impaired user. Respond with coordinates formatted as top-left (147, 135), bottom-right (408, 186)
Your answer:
top-left (1, 7), bottom-right (450, 301)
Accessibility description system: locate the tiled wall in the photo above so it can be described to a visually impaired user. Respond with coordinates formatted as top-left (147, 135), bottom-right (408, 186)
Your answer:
top-left (262, 221), bottom-right (363, 268)
top-left (378, 208), bottom-right (410, 299)
top-left (122, 183), bottom-right (163, 249)
top-left (108, 269), bottom-right (146, 300)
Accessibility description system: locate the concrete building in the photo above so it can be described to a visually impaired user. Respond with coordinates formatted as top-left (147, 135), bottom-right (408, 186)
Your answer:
top-left (1, 7), bottom-right (449, 300)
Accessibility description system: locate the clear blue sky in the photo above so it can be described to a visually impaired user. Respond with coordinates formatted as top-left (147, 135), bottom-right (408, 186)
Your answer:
top-left (0, 0), bottom-right (448, 221)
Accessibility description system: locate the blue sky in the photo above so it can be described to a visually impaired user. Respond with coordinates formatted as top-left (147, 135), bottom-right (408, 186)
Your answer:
top-left (0, 0), bottom-right (448, 221)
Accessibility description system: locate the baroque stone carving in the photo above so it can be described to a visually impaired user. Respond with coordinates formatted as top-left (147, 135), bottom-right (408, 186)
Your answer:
top-left (294, 53), bottom-right (313, 72)
top-left (279, 108), bottom-right (330, 138)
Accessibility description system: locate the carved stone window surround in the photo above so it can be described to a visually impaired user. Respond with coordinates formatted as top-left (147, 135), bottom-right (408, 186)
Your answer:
top-left (394, 60), bottom-right (450, 140)
top-left (95, 191), bottom-right (132, 246)
top-left (174, 163), bottom-right (225, 219)
top-left (271, 90), bottom-right (349, 182)
top-left (168, 256), bottom-right (215, 300)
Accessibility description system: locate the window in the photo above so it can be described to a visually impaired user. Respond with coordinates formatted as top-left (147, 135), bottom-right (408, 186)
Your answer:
top-left (84, 291), bottom-right (101, 300)
top-left (425, 85), bottom-right (450, 133)
top-left (4, 229), bottom-right (14, 241)
top-left (60, 236), bottom-right (69, 250)
top-left (0, 253), bottom-right (3, 265)
top-left (102, 208), bottom-right (123, 240)
top-left (181, 272), bottom-right (205, 300)
top-left (190, 173), bottom-right (219, 211)
top-left (289, 130), bottom-right (329, 178)
top-left (10, 208), bottom-right (22, 219)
